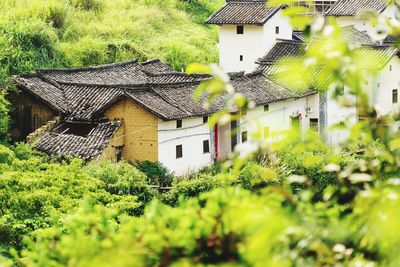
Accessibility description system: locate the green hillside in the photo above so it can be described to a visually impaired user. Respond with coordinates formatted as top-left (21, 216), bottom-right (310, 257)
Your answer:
top-left (0, 0), bottom-right (223, 88)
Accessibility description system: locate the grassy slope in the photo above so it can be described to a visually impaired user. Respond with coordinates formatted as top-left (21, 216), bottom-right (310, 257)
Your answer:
top-left (0, 0), bottom-right (223, 87)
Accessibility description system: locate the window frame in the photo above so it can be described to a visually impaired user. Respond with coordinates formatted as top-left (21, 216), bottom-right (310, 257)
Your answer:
top-left (203, 139), bottom-right (210, 154)
top-left (393, 89), bottom-right (398, 104)
top-left (242, 131), bottom-right (248, 143)
top-left (176, 144), bottom-right (183, 159)
top-left (176, 119), bottom-right (182, 128)
top-left (237, 25), bottom-right (244, 34)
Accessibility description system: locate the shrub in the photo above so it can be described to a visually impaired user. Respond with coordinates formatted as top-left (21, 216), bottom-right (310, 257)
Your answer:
top-left (0, 145), bottom-right (15, 164)
top-left (133, 160), bottom-right (174, 187)
top-left (69, 0), bottom-right (103, 11)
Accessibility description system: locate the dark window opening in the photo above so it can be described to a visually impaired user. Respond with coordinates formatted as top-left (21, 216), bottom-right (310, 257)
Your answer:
top-left (393, 89), bottom-right (398, 104)
top-left (115, 146), bottom-right (123, 162)
top-left (231, 118), bottom-right (238, 151)
top-left (176, 145), bottom-right (183, 158)
top-left (242, 131), bottom-right (248, 143)
top-left (203, 116), bottom-right (208, 123)
top-left (390, 65), bottom-right (392, 71)
top-left (203, 139), bottom-right (210, 154)
top-left (239, 55), bottom-right (243, 61)
top-left (310, 118), bottom-right (319, 132)
top-left (264, 104), bottom-right (269, 112)
top-left (275, 26), bottom-right (280, 34)
top-left (237, 25), bottom-right (244, 34)
top-left (176, 119), bottom-right (182, 128)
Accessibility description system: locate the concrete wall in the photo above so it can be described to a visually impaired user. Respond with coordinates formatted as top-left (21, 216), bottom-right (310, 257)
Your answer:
top-left (218, 9), bottom-right (292, 73)
top-left (104, 98), bottom-right (158, 162)
top-left (158, 116), bottom-right (213, 176)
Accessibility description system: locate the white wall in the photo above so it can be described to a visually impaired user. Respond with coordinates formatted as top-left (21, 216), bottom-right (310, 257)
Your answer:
top-left (158, 116), bottom-right (213, 176)
top-left (218, 9), bottom-right (292, 73)
top-left (374, 56), bottom-right (400, 116)
top-left (238, 97), bottom-right (311, 144)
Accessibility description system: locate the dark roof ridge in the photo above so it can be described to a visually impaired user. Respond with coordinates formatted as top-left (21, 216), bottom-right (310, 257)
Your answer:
top-left (140, 58), bottom-right (163, 65)
top-left (57, 81), bottom-right (149, 90)
top-left (37, 59), bottom-right (139, 73)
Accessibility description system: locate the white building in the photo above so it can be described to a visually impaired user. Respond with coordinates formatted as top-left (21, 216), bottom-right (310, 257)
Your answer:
top-left (206, 1), bottom-right (292, 73)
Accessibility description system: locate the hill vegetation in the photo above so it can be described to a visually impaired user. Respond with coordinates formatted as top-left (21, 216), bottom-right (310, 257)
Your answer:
top-left (0, 0), bottom-right (223, 89)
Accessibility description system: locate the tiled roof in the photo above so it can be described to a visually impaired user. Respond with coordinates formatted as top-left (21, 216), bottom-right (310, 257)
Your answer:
top-left (325, 0), bottom-right (386, 16)
top-left (383, 34), bottom-right (400, 44)
top-left (15, 58), bottom-right (304, 121)
top-left (35, 120), bottom-right (122, 160)
top-left (257, 39), bottom-right (398, 91)
top-left (206, 1), bottom-right (282, 25)
top-left (257, 40), bottom-right (305, 64)
top-left (14, 75), bottom-right (68, 112)
top-left (293, 26), bottom-right (374, 46)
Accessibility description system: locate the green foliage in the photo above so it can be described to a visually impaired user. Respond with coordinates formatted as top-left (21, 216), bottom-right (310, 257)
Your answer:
top-left (0, 0), bottom-right (220, 81)
top-left (0, 19), bottom-right (67, 88)
top-left (134, 160), bottom-right (174, 187)
top-left (0, 94), bottom-right (9, 137)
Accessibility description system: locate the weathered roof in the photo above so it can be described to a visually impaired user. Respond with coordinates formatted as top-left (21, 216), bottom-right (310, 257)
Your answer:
top-left (35, 120), bottom-right (122, 160)
top-left (290, 26), bottom-right (373, 48)
top-left (325, 0), bottom-right (386, 16)
top-left (257, 39), bottom-right (398, 91)
top-left (257, 40), bottom-right (305, 64)
top-left (15, 57), bottom-right (306, 121)
top-left (14, 75), bottom-right (68, 112)
top-left (383, 34), bottom-right (400, 44)
top-left (34, 59), bottom-right (172, 88)
top-left (206, 1), bottom-right (282, 25)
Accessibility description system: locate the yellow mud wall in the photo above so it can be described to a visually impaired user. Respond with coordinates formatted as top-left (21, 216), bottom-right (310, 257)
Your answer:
top-left (104, 98), bottom-right (158, 162)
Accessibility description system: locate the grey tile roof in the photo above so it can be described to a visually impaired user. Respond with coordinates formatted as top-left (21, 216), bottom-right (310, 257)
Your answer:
top-left (383, 34), bottom-right (400, 44)
top-left (291, 26), bottom-right (374, 46)
top-left (14, 58), bottom-right (309, 122)
top-left (257, 40), bottom-right (305, 64)
top-left (325, 0), bottom-right (386, 16)
top-left (206, 1), bottom-right (282, 25)
top-left (35, 120), bottom-right (122, 160)
top-left (14, 75), bottom-right (68, 112)
top-left (257, 39), bottom-right (398, 91)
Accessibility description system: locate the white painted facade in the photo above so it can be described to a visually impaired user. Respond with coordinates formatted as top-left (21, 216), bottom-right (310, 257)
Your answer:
top-left (218, 9), bottom-right (292, 73)
top-left (372, 56), bottom-right (400, 116)
top-left (158, 116), bottom-right (213, 176)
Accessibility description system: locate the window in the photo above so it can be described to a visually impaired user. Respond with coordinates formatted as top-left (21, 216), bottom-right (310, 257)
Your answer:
top-left (231, 119), bottom-right (238, 151)
top-left (115, 146), bottom-right (123, 162)
top-left (176, 145), bottom-right (183, 158)
top-left (203, 116), bottom-right (208, 123)
top-left (264, 104), bottom-right (269, 112)
top-left (242, 131), bottom-right (248, 143)
top-left (264, 127), bottom-right (270, 138)
top-left (393, 89), bottom-right (398, 104)
top-left (310, 118), bottom-right (319, 132)
top-left (203, 139), bottom-right (210, 154)
top-left (237, 25), bottom-right (244, 34)
top-left (239, 55), bottom-right (243, 61)
top-left (390, 65), bottom-right (392, 71)
top-left (275, 26), bottom-right (279, 34)
top-left (176, 119), bottom-right (182, 128)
